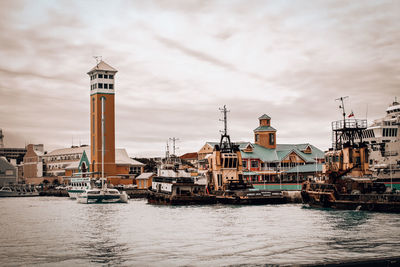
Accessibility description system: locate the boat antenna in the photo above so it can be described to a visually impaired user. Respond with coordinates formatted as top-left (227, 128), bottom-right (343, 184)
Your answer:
top-left (169, 137), bottom-right (179, 156)
top-left (219, 105), bottom-right (229, 136)
top-left (166, 140), bottom-right (170, 159)
top-left (218, 105), bottom-right (233, 153)
top-left (335, 96), bottom-right (348, 123)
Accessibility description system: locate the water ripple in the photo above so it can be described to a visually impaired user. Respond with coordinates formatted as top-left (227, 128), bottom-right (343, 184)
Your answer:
top-left (1, 198), bottom-right (400, 266)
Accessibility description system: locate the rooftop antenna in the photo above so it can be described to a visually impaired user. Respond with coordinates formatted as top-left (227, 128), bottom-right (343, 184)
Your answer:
top-left (169, 137), bottom-right (179, 156)
top-left (93, 55), bottom-right (102, 65)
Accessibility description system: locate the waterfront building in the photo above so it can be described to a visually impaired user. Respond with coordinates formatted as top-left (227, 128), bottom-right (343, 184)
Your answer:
top-left (43, 145), bottom-right (144, 185)
top-left (87, 60), bottom-right (118, 178)
top-left (23, 144), bottom-right (44, 183)
top-left (180, 152), bottom-right (199, 167)
top-left (43, 145), bottom-right (91, 178)
top-left (198, 114), bottom-right (324, 187)
top-left (136, 172), bottom-right (155, 189)
top-left (0, 157), bottom-right (17, 186)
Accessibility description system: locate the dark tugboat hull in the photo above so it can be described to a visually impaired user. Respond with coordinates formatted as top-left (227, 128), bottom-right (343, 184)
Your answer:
top-left (301, 190), bottom-right (400, 213)
top-left (216, 195), bottom-right (286, 205)
top-left (147, 191), bottom-right (217, 205)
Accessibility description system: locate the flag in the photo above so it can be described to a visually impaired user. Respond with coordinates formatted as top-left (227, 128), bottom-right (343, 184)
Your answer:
top-left (348, 111), bottom-right (354, 118)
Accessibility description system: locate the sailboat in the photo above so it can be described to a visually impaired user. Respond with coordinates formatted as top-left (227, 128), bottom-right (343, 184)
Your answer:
top-left (77, 96), bottom-right (128, 204)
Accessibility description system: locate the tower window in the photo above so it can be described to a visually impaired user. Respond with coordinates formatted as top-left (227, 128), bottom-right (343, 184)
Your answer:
top-left (109, 84), bottom-right (113, 89)
top-left (269, 133), bottom-right (275, 145)
top-left (98, 83), bottom-right (103, 89)
top-left (104, 74), bottom-right (108, 79)
top-left (109, 75), bottom-right (113, 79)
top-left (104, 84), bottom-right (108, 89)
top-left (98, 74), bottom-right (103, 78)
top-left (255, 134), bottom-right (259, 142)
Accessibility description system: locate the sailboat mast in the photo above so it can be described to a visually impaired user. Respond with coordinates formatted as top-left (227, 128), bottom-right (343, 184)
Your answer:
top-left (101, 97), bottom-right (105, 187)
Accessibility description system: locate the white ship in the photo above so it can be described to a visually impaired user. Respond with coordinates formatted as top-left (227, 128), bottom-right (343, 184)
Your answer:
top-left (67, 177), bottom-right (92, 199)
top-left (359, 99), bottom-right (400, 190)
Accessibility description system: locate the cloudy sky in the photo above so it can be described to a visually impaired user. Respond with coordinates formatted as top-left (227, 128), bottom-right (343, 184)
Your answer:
top-left (0, 0), bottom-right (399, 157)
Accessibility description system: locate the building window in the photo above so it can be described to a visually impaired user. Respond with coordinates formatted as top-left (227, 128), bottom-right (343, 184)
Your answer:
top-left (98, 74), bottom-right (103, 78)
top-left (104, 74), bottom-right (108, 79)
top-left (269, 133), bottom-right (275, 145)
top-left (104, 84), bottom-right (108, 89)
top-left (109, 84), bottom-right (113, 89)
top-left (255, 134), bottom-right (259, 142)
top-left (242, 160), bottom-right (247, 168)
top-left (109, 75), bottom-right (113, 79)
top-left (98, 83), bottom-right (103, 89)
top-left (251, 160), bottom-right (258, 168)
top-left (92, 98), bottom-right (95, 112)
top-left (92, 115), bottom-right (95, 133)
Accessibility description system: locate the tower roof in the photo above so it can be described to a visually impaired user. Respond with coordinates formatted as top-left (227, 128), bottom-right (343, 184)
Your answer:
top-left (254, 126), bottom-right (276, 132)
top-left (258, 114), bottom-right (271, 120)
top-left (87, 60), bottom-right (117, 74)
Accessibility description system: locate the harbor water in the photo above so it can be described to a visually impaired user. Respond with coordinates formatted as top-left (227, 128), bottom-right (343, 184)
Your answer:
top-left (1, 197), bottom-right (400, 266)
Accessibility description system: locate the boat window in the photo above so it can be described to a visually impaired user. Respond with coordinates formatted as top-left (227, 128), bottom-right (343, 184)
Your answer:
top-left (232, 158), bottom-right (237, 168)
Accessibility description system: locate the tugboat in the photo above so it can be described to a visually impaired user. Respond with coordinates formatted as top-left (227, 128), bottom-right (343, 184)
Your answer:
top-left (147, 140), bottom-right (216, 205)
top-left (301, 97), bottom-right (400, 212)
top-left (206, 106), bottom-right (287, 205)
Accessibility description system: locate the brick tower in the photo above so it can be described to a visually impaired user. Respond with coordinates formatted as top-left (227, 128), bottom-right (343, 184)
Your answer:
top-left (87, 60), bottom-right (117, 178)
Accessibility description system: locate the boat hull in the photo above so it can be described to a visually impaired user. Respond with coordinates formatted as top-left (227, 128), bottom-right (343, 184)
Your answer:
top-left (67, 190), bottom-right (85, 199)
top-left (77, 192), bottom-right (129, 204)
top-left (147, 191), bottom-right (216, 205)
top-left (301, 190), bottom-right (400, 213)
top-left (215, 195), bottom-right (286, 205)
top-left (0, 192), bottom-right (39, 197)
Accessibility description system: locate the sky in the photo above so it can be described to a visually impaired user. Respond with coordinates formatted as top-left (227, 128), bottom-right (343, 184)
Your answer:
top-left (0, 0), bottom-right (399, 157)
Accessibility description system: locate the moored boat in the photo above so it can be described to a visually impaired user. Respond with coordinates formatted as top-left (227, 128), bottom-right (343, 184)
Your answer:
top-left (67, 177), bottom-right (92, 199)
top-left (0, 185), bottom-right (39, 197)
top-left (77, 186), bottom-right (128, 204)
top-left (301, 97), bottom-right (400, 212)
top-left (147, 148), bottom-right (216, 205)
top-left (206, 106), bottom-right (287, 205)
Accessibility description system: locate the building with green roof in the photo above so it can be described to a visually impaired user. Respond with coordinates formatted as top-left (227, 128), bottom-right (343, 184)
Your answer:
top-left (198, 114), bottom-right (325, 188)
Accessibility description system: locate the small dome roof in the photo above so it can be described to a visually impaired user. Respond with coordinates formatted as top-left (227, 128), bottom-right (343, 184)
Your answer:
top-left (258, 114), bottom-right (271, 120)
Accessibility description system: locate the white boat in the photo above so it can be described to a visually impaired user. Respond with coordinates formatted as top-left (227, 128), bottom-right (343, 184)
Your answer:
top-left (77, 186), bottom-right (128, 204)
top-left (67, 177), bottom-right (92, 199)
top-left (0, 185), bottom-right (39, 197)
top-left (354, 99), bottom-right (400, 190)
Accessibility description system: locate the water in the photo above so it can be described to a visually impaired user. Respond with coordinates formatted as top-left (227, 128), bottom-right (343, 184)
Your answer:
top-left (0, 197), bottom-right (399, 266)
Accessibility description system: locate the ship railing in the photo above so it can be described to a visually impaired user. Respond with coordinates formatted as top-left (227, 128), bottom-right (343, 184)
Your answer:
top-left (332, 119), bottom-right (367, 131)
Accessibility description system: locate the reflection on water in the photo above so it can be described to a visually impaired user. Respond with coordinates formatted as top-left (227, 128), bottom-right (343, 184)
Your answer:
top-left (0, 198), bottom-right (399, 266)
top-left (78, 205), bottom-right (129, 265)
